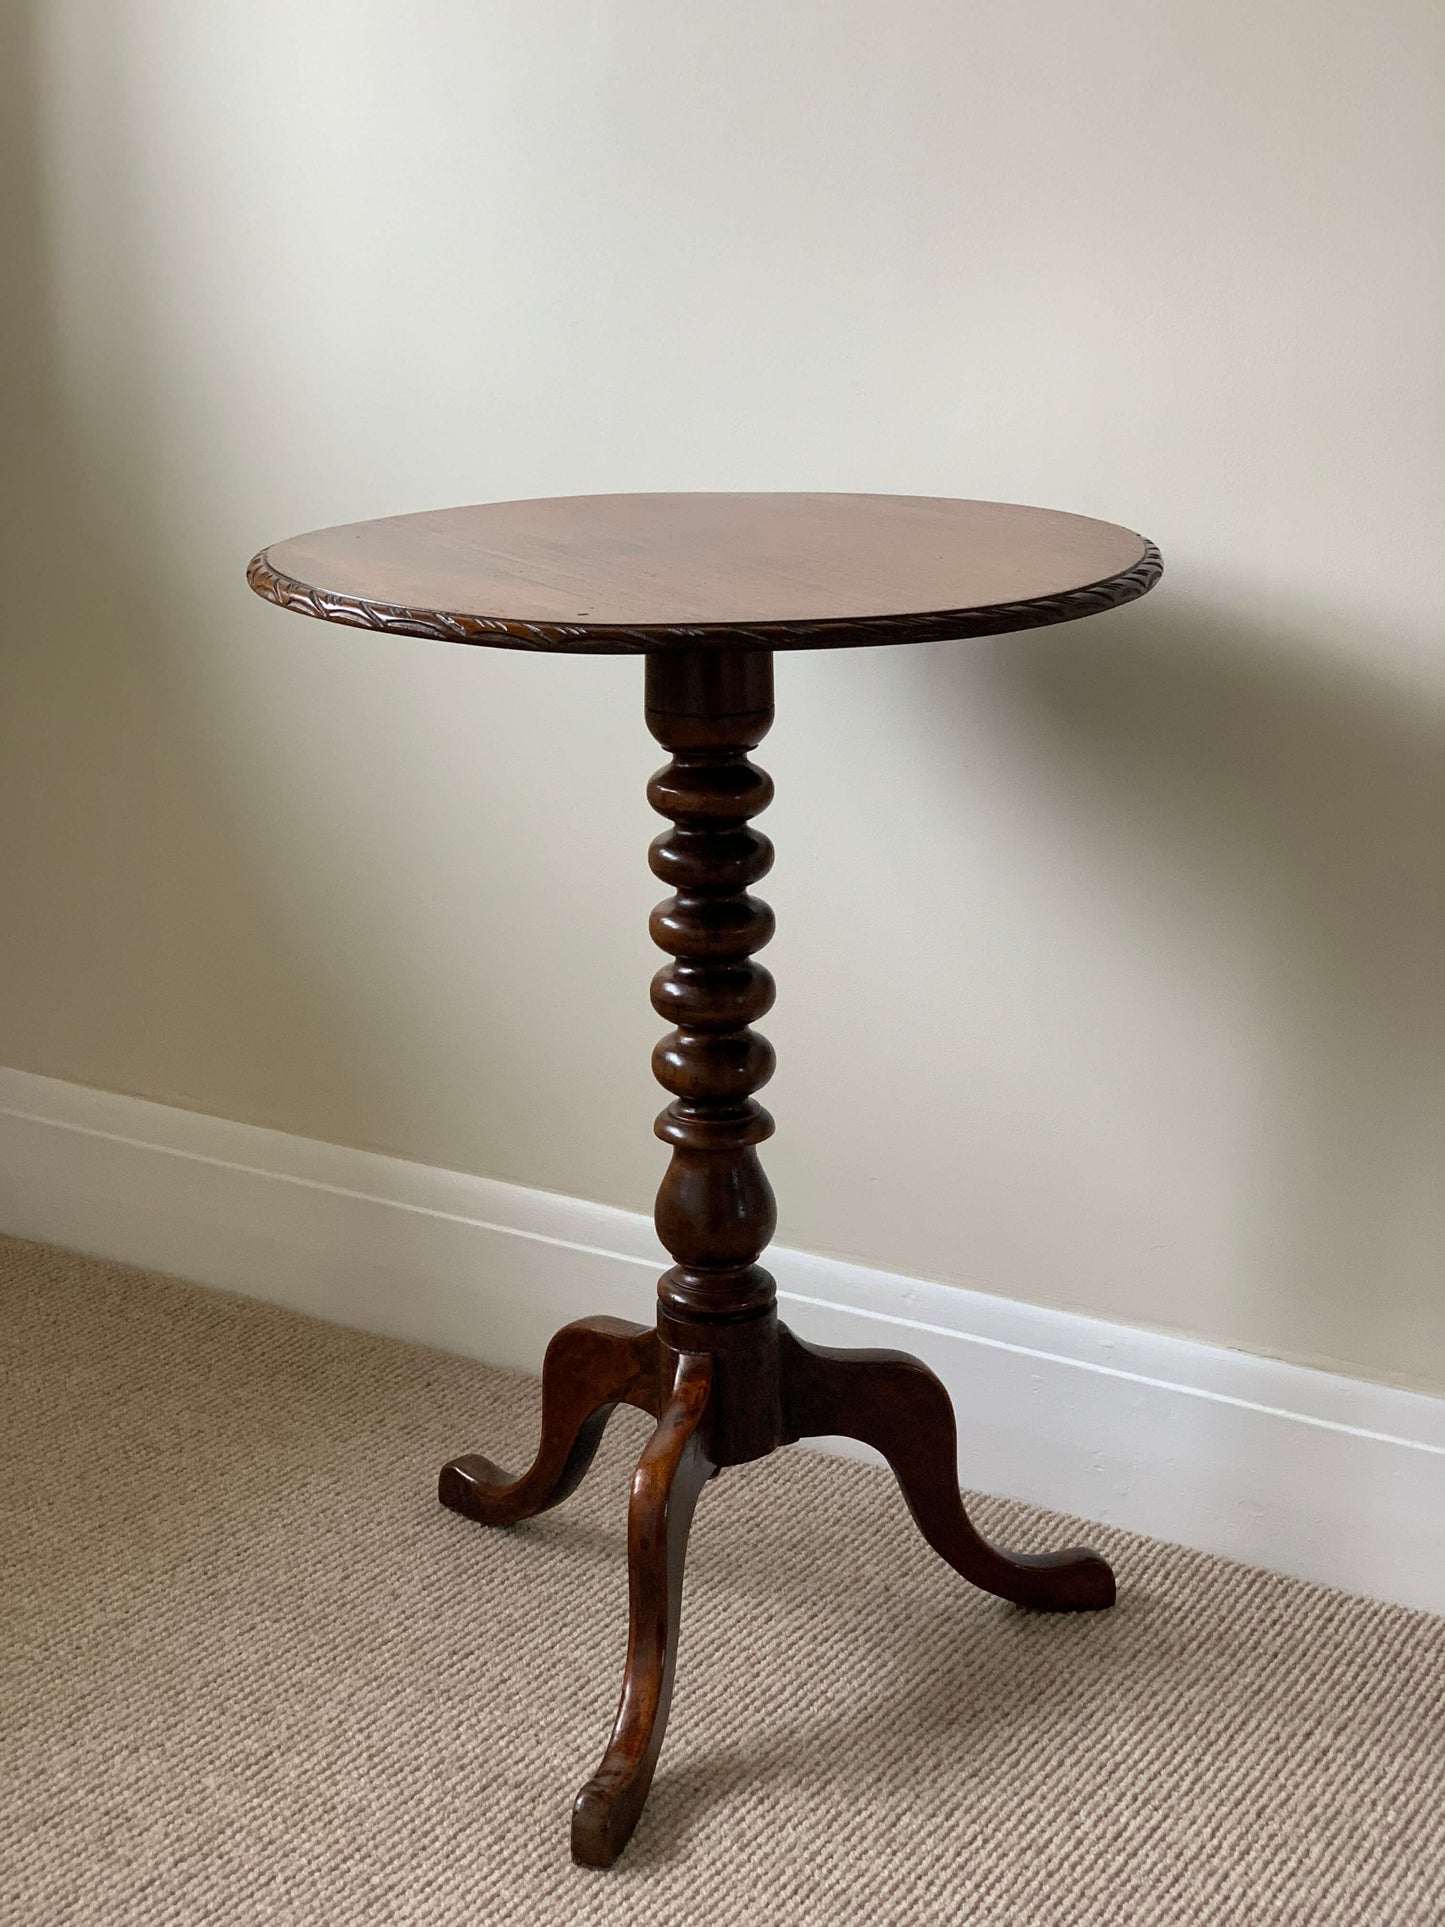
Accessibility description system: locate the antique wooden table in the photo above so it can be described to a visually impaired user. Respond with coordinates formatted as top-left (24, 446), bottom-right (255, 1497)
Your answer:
top-left (247, 492), bottom-right (1162, 1867)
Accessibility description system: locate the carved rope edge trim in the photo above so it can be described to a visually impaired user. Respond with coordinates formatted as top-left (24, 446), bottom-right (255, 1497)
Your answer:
top-left (245, 541), bottom-right (1163, 654)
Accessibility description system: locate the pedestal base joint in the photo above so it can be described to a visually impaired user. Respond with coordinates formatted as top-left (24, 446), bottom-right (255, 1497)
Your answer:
top-left (658, 1295), bottom-right (783, 1467)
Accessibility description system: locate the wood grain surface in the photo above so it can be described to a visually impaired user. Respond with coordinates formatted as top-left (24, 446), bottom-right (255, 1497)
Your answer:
top-left (248, 492), bottom-right (1161, 653)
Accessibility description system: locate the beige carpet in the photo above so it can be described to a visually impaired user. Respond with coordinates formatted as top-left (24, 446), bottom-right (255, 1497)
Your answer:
top-left (1, 1234), bottom-right (1441, 1924)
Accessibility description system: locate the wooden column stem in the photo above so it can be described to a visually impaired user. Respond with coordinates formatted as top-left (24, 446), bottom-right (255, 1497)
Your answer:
top-left (644, 649), bottom-right (781, 1466)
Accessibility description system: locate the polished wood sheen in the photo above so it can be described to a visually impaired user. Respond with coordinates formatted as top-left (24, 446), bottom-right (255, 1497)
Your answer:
top-left (248, 491), bottom-right (1161, 653)
top-left (571, 1351), bottom-right (715, 1869)
top-left (246, 492), bottom-right (1162, 1869)
top-left (438, 1316), bottom-right (660, 1526)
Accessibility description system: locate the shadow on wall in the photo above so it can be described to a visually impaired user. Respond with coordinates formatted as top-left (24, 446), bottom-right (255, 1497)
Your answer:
top-left (899, 599), bottom-right (1444, 1387)
top-left (0, 4), bottom-right (367, 1127)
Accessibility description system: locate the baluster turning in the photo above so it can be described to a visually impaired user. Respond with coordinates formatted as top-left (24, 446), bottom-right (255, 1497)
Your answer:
top-left (645, 649), bottom-right (778, 1328)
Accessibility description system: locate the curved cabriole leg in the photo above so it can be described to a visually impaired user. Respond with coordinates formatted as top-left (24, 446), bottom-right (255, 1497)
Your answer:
top-left (780, 1327), bottom-right (1115, 1612)
top-left (571, 1353), bottom-right (715, 1868)
top-left (439, 1316), bottom-right (660, 1527)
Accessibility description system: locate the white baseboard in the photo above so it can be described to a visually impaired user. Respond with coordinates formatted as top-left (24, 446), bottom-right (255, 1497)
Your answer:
top-left (2, 1065), bottom-right (1441, 1616)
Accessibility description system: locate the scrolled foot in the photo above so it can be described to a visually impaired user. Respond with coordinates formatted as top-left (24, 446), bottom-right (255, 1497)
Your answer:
top-left (439, 1315), bottom-right (660, 1528)
top-left (780, 1326), bottom-right (1115, 1612)
top-left (571, 1352), bottom-right (714, 1868)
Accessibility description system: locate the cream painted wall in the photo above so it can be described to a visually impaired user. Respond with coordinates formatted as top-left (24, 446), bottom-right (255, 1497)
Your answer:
top-left (3, 2), bottom-right (1442, 1392)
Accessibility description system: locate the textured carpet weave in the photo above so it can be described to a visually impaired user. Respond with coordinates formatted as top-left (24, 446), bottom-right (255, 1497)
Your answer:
top-left (1, 1233), bottom-right (1441, 1924)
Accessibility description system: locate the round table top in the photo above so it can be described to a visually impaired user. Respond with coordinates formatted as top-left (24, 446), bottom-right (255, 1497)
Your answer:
top-left (246, 492), bottom-right (1161, 654)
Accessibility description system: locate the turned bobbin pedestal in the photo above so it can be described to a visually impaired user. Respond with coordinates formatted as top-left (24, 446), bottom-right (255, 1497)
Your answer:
top-left (247, 492), bottom-right (1162, 1867)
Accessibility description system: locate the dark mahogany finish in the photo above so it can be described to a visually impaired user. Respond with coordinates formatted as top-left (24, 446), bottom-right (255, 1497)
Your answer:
top-left (571, 1351), bottom-right (715, 1869)
top-left (246, 492), bottom-right (1162, 1868)
top-left (779, 1328), bottom-right (1115, 1612)
top-left (438, 1316), bottom-right (660, 1527)
top-left (248, 491), bottom-right (1161, 653)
